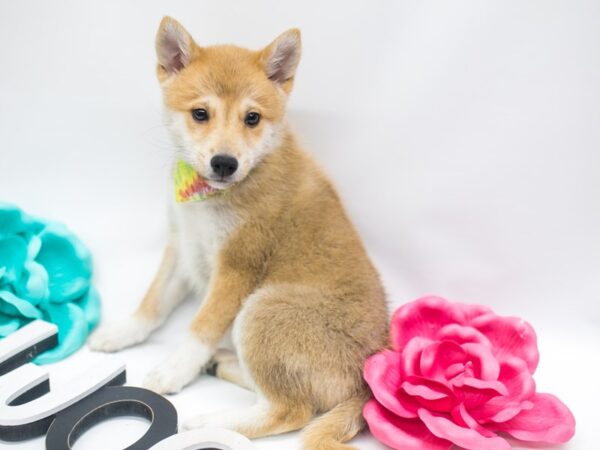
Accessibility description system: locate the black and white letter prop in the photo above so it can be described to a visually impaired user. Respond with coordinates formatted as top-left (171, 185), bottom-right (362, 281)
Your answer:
top-left (45, 386), bottom-right (178, 450)
top-left (0, 320), bottom-right (57, 377)
top-left (0, 320), bottom-right (126, 441)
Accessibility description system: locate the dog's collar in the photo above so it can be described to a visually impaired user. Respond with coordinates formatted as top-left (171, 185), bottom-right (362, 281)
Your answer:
top-left (174, 160), bottom-right (225, 202)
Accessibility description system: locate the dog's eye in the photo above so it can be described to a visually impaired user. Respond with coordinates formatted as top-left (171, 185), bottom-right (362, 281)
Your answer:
top-left (191, 108), bottom-right (209, 122)
top-left (244, 112), bottom-right (261, 127)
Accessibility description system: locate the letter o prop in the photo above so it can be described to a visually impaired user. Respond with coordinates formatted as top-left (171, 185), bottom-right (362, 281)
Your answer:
top-left (45, 386), bottom-right (177, 450)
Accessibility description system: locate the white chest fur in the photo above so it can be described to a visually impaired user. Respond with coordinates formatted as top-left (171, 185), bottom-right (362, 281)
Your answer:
top-left (170, 198), bottom-right (239, 292)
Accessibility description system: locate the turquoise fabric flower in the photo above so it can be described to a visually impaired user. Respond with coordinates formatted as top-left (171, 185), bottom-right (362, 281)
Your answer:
top-left (0, 203), bottom-right (100, 363)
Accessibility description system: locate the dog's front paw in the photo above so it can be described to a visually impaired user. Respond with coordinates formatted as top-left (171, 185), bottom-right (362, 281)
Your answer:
top-left (88, 317), bottom-right (154, 352)
top-left (143, 363), bottom-right (189, 395)
top-left (143, 337), bottom-right (212, 394)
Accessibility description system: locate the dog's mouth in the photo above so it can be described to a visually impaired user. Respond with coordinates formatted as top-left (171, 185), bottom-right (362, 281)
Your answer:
top-left (205, 177), bottom-right (236, 190)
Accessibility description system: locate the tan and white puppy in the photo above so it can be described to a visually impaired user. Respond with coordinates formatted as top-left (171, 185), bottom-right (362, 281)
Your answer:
top-left (89, 17), bottom-right (388, 450)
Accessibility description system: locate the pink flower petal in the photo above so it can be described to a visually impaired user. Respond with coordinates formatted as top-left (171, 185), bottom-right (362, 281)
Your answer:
top-left (420, 340), bottom-right (467, 380)
top-left (471, 313), bottom-right (539, 373)
top-left (391, 296), bottom-right (465, 350)
top-left (418, 408), bottom-right (510, 450)
top-left (487, 402), bottom-right (529, 423)
top-left (402, 381), bottom-right (448, 400)
top-left (364, 351), bottom-right (418, 418)
top-left (470, 356), bottom-right (536, 423)
top-left (494, 393), bottom-right (576, 443)
top-left (401, 336), bottom-right (433, 377)
top-left (497, 356), bottom-right (536, 400)
top-left (471, 399), bottom-right (525, 424)
top-left (459, 303), bottom-right (493, 322)
top-left (457, 384), bottom-right (502, 411)
top-left (445, 362), bottom-right (466, 379)
top-left (403, 376), bottom-right (456, 412)
top-left (438, 323), bottom-right (492, 347)
top-left (451, 403), bottom-right (497, 438)
top-left (456, 377), bottom-right (508, 396)
top-left (462, 342), bottom-right (500, 380)
top-left (363, 400), bottom-right (452, 450)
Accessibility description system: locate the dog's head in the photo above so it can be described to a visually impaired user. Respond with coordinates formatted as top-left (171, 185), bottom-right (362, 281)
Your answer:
top-left (155, 17), bottom-right (301, 190)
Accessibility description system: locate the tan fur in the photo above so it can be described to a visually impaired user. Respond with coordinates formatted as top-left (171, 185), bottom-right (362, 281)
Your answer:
top-left (212, 349), bottom-right (251, 389)
top-left (303, 394), bottom-right (369, 450)
top-left (104, 17), bottom-right (389, 449)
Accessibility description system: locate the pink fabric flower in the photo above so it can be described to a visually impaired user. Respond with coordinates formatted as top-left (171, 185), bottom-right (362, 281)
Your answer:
top-left (363, 296), bottom-right (575, 450)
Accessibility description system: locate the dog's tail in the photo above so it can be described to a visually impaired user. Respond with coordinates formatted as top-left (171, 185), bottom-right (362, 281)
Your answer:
top-left (301, 393), bottom-right (368, 450)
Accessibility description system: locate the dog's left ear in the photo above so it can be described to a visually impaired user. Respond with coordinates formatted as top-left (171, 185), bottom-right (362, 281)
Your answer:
top-left (261, 29), bottom-right (302, 93)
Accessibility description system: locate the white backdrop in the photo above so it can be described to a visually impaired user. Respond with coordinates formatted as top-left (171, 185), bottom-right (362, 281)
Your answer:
top-left (0, 1), bottom-right (598, 449)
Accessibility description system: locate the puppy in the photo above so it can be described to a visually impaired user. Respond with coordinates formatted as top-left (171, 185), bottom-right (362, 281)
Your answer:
top-left (89, 16), bottom-right (388, 450)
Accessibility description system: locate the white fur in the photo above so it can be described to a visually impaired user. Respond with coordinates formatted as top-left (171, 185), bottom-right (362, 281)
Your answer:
top-left (182, 397), bottom-right (272, 432)
top-left (171, 199), bottom-right (239, 292)
top-left (245, 122), bottom-right (285, 170)
top-left (144, 334), bottom-right (213, 394)
top-left (88, 315), bottom-right (156, 352)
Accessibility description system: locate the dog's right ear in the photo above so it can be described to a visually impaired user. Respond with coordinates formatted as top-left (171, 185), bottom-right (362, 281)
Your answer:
top-left (155, 17), bottom-right (195, 79)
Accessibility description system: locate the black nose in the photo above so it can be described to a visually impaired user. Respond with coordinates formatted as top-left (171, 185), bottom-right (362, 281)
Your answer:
top-left (210, 155), bottom-right (238, 177)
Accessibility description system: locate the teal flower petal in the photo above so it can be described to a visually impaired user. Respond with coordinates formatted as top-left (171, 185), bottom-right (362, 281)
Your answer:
top-left (34, 302), bottom-right (88, 364)
top-left (0, 290), bottom-right (43, 319)
top-left (75, 286), bottom-right (101, 331)
top-left (14, 260), bottom-right (49, 305)
top-left (0, 205), bottom-right (100, 363)
top-left (0, 314), bottom-right (22, 337)
top-left (0, 236), bottom-right (28, 284)
top-left (36, 223), bottom-right (92, 303)
top-left (0, 203), bottom-right (28, 236)
top-left (27, 234), bottom-right (42, 260)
